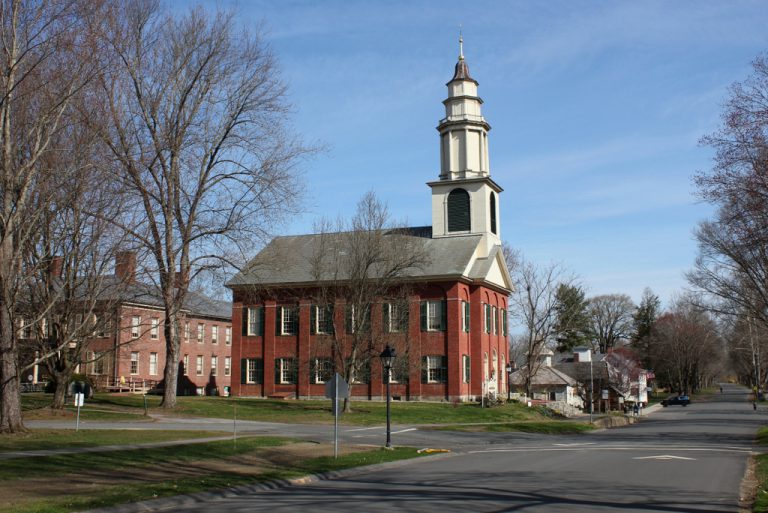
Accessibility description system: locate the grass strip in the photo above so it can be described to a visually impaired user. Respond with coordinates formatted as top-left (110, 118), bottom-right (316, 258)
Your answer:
top-left (427, 421), bottom-right (594, 435)
top-left (4, 446), bottom-right (423, 513)
top-left (0, 436), bottom-right (289, 481)
top-left (0, 429), bottom-right (224, 452)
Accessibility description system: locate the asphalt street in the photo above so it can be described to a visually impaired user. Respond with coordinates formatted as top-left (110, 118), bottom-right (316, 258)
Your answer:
top-left (32, 383), bottom-right (761, 513)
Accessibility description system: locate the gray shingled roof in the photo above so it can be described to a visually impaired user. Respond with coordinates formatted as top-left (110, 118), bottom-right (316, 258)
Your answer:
top-left (95, 276), bottom-right (230, 320)
top-left (227, 226), bottom-right (505, 289)
top-left (509, 366), bottom-right (578, 387)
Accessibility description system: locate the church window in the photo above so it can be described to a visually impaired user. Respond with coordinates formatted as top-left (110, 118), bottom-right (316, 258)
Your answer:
top-left (447, 189), bottom-right (470, 232)
top-left (490, 192), bottom-right (497, 234)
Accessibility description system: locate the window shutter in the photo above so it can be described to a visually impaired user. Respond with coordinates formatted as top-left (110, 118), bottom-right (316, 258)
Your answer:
top-left (382, 303), bottom-right (390, 333)
top-left (441, 356), bottom-right (448, 383)
top-left (310, 358), bottom-right (316, 384)
top-left (421, 356), bottom-right (428, 383)
top-left (420, 301), bottom-right (427, 331)
top-left (255, 359), bottom-right (263, 384)
top-left (310, 306), bottom-right (316, 335)
top-left (447, 188), bottom-right (471, 232)
top-left (464, 301), bottom-right (470, 332)
top-left (326, 305), bottom-right (335, 334)
top-left (292, 307), bottom-right (298, 334)
top-left (275, 307), bottom-right (282, 336)
top-left (242, 308), bottom-right (248, 336)
top-left (240, 359), bottom-right (247, 384)
top-left (502, 309), bottom-right (507, 336)
top-left (274, 359), bottom-right (281, 384)
top-left (441, 300), bottom-right (447, 331)
top-left (291, 358), bottom-right (298, 384)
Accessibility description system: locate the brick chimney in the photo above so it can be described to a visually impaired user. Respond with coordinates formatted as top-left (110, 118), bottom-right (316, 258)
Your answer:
top-left (115, 251), bottom-right (136, 284)
top-left (49, 256), bottom-right (63, 280)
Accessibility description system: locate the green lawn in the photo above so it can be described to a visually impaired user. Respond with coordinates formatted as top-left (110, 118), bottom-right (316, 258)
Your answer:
top-left (2, 436), bottom-right (425, 513)
top-left (0, 429), bottom-right (223, 452)
top-left (76, 393), bottom-right (564, 426)
top-left (754, 427), bottom-right (768, 512)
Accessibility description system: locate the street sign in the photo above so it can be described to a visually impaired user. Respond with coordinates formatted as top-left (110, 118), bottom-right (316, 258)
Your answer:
top-left (74, 393), bottom-right (84, 407)
top-left (601, 389), bottom-right (609, 400)
top-left (325, 374), bottom-right (349, 399)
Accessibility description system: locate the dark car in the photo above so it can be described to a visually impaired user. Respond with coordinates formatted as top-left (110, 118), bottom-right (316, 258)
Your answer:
top-left (661, 395), bottom-right (690, 407)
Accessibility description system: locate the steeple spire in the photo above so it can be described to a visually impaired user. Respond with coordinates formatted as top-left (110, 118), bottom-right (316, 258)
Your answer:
top-left (459, 29), bottom-right (464, 61)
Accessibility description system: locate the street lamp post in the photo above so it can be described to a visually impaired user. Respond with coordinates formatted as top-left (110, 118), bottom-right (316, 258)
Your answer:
top-left (379, 345), bottom-right (396, 449)
top-left (505, 362), bottom-right (513, 401)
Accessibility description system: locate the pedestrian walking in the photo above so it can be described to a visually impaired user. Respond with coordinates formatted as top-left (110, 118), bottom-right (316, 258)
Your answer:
top-left (754, 401), bottom-right (757, 411)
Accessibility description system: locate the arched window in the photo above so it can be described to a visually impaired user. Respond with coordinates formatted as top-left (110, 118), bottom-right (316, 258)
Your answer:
top-left (490, 192), bottom-right (497, 234)
top-left (491, 349), bottom-right (497, 380)
top-left (447, 188), bottom-right (470, 232)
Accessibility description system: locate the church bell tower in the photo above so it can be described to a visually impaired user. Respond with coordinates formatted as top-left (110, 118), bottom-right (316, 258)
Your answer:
top-left (429, 37), bottom-right (503, 256)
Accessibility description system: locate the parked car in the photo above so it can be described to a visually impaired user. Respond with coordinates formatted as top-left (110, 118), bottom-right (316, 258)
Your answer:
top-left (661, 395), bottom-right (690, 407)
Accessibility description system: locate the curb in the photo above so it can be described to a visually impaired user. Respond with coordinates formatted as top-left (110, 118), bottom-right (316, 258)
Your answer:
top-left (82, 450), bottom-right (454, 513)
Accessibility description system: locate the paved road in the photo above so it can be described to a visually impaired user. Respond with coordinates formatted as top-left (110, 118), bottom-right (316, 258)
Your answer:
top-left (145, 383), bottom-right (762, 513)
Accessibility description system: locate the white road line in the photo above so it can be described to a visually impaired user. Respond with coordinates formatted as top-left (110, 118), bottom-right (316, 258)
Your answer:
top-left (553, 443), bottom-right (597, 447)
top-left (392, 428), bottom-right (417, 434)
top-left (344, 426), bottom-right (383, 432)
top-left (634, 455), bottom-right (697, 461)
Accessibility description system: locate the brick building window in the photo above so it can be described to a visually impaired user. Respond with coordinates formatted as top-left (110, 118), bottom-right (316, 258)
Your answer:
top-left (211, 325), bottom-right (218, 344)
top-left (461, 301), bottom-right (470, 332)
top-left (241, 358), bottom-right (263, 384)
top-left (149, 352), bottom-right (158, 375)
top-left (421, 355), bottom-right (447, 383)
top-left (383, 302), bottom-right (408, 333)
top-left (184, 322), bottom-right (190, 342)
top-left (484, 304), bottom-right (491, 333)
top-left (275, 358), bottom-right (297, 384)
top-left (131, 316), bottom-right (141, 338)
top-left (310, 358), bottom-right (333, 384)
top-left (224, 356), bottom-right (231, 376)
top-left (183, 355), bottom-right (189, 376)
top-left (197, 323), bottom-right (204, 344)
top-left (246, 307), bottom-right (263, 336)
top-left (277, 307), bottom-right (298, 335)
top-left (196, 355), bottom-right (204, 376)
top-left (311, 305), bottom-right (334, 335)
top-left (462, 355), bottom-right (470, 384)
top-left (225, 327), bottom-right (231, 345)
top-left (150, 318), bottom-right (159, 339)
top-left (93, 351), bottom-right (105, 375)
top-left (420, 300), bottom-right (446, 331)
top-left (130, 351), bottom-right (139, 375)
top-left (211, 355), bottom-right (218, 376)
top-left (492, 306), bottom-right (498, 334)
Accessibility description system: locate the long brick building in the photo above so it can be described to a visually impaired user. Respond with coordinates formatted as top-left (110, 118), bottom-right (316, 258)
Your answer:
top-left (227, 42), bottom-right (512, 402)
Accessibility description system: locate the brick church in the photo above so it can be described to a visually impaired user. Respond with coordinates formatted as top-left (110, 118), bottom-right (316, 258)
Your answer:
top-left (227, 40), bottom-right (512, 402)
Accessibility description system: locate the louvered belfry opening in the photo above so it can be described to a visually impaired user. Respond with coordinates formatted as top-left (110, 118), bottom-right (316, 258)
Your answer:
top-left (447, 188), bottom-right (470, 232)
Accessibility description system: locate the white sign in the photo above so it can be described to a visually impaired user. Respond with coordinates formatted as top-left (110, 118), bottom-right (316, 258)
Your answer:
top-left (74, 393), bottom-right (84, 407)
top-left (601, 389), bottom-right (609, 400)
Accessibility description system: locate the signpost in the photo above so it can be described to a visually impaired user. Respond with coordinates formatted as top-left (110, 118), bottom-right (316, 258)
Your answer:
top-left (74, 392), bottom-right (84, 432)
top-left (325, 373), bottom-right (349, 458)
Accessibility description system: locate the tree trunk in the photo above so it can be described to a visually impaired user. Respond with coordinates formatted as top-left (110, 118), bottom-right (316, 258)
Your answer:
top-left (52, 377), bottom-right (67, 410)
top-left (0, 302), bottom-right (24, 433)
top-left (160, 311), bottom-right (180, 408)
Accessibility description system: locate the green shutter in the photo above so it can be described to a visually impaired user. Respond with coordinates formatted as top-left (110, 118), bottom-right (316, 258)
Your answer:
top-left (421, 356), bottom-right (428, 383)
top-left (240, 358), bottom-right (247, 384)
top-left (292, 307), bottom-right (298, 334)
top-left (345, 305), bottom-right (352, 333)
top-left (291, 358), bottom-right (298, 384)
top-left (256, 359), bottom-right (263, 384)
top-left (275, 307), bottom-right (282, 336)
top-left (310, 306), bottom-right (316, 335)
top-left (310, 358), bottom-right (316, 384)
top-left (420, 301), bottom-right (427, 331)
top-left (441, 356), bottom-right (448, 383)
top-left (274, 359), bottom-right (281, 384)
top-left (447, 189), bottom-right (471, 232)
top-left (464, 301), bottom-right (470, 332)
top-left (242, 308), bottom-right (248, 336)
top-left (441, 300), bottom-right (447, 331)
top-left (502, 309), bottom-right (507, 336)
top-left (382, 303), bottom-right (390, 333)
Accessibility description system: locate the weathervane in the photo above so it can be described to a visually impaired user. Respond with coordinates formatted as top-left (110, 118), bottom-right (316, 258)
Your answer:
top-left (459, 25), bottom-right (464, 61)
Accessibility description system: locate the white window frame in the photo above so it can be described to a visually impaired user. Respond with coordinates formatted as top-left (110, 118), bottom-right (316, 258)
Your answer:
top-left (281, 307), bottom-right (297, 335)
top-left (385, 303), bottom-right (406, 333)
top-left (131, 316), bottom-right (141, 338)
top-left (426, 301), bottom-right (443, 331)
top-left (225, 327), bottom-right (231, 345)
top-left (211, 325), bottom-right (218, 344)
top-left (130, 351), bottom-right (139, 375)
top-left (210, 355), bottom-right (218, 376)
top-left (246, 359), bottom-right (258, 383)
top-left (277, 358), bottom-right (296, 384)
top-left (197, 323), bottom-right (204, 344)
top-left (315, 306), bottom-right (330, 334)
top-left (184, 321), bottom-right (190, 342)
top-left (462, 354), bottom-right (470, 384)
top-left (149, 352), bottom-right (158, 376)
top-left (247, 308), bottom-right (262, 336)
top-left (492, 306), bottom-right (498, 334)
top-left (224, 356), bottom-right (231, 376)
top-left (461, 301), bottom-right (469, 332)
top-left (426, 355), bottom-right (446, 383)
top-left (150, 317), bottom-right (159, 339)
top-left (313, 358), bottom-right (332, 383)
top-left (196, 355), bottom-right (204, 376)
top-left (183, 354), bottom-right (189, 376)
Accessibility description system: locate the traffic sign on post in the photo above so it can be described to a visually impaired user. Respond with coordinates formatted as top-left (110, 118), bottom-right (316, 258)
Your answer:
top-left (325, 373), bottom-right (349, 399)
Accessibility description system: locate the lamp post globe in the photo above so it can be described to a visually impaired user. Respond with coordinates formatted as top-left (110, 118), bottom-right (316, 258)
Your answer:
top-left (505, 363), bottom-right (513, 401)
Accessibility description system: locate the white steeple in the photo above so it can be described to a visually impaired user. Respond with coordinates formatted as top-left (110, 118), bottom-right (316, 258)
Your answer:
top-left (429, 37), bottom-right (503, 255)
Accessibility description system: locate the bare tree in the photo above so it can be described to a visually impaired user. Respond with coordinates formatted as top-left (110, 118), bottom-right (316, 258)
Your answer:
top-left (308, 192), bottom-right (428, 412)
top-left (587, 294), bottom-right (636, 353)
top-left (95, 2), bottom-right (311, 408)
top-left (649, 298), bottom-right (722, 395)
top-left (506, 248), bottom-right (572, 397)
top-left (0, 0), bottom-right (105, 433)
top-left (689, 53), bottom-right (768, 345)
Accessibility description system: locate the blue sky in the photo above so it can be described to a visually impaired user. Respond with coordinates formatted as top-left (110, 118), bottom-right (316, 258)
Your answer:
top-left (185, 1), bottom-right (768, 307)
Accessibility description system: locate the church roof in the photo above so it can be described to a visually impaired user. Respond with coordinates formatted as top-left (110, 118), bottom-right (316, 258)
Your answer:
top-left (227, 226), bottom-right (511, 292)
